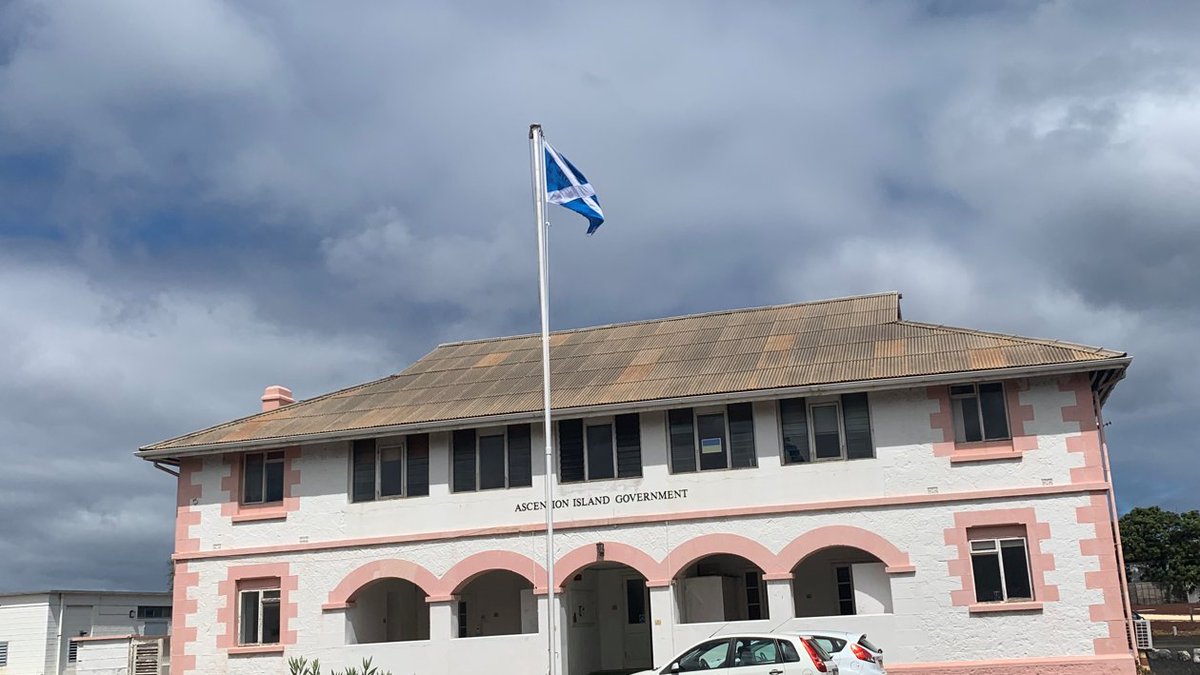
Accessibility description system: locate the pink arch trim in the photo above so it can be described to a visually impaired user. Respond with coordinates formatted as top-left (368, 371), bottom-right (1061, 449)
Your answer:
top-left (778, 525), bottom-right (915, 574)
top-left (323, 559), bottom-right (440, 611)
top-left (441, 550), bottom-right (548, 595)
top-left (663, 533), bottom-right (778, 579)
top-left (554, 542), bottom-right (665, 589)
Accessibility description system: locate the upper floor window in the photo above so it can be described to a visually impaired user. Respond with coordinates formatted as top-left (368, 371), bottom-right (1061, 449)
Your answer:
top-left (559, 413), bottom-right (642, 482)
top-left (351, 434), bottom-right (430, 502)
top-left (668, 403), bottom-right (756, 473)
top-left (951, 382), bottom-right (1009, 443)
top-left (242, 451), bottom-right (284, 504)
top-left (453, 424), bottom-right (532, 492)
top-left (239, 585), bottom-right (281, 645)
top-left (970, 536), bottom-right (1032, 602)
top-left (778, 393), bottom-right (873, 463)
top-left (136, 605), bottom-right (171, 619)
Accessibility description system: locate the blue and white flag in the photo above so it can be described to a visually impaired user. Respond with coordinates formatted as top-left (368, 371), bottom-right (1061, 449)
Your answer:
top-left (544, 141), bottom-right (604, 234)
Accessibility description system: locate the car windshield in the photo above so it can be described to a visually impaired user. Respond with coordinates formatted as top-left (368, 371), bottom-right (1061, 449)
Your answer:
top-left (811, 636), bottom-right (846, 654)
top-left (673, 639), bottom-right (730, 672)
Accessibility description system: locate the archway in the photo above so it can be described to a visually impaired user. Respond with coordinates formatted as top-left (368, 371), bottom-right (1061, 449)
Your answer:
top-left (346, 577), bottom-right (430, 643)
top-left (561, 562), bottom-right (653, 675)
top-left (675, 554), bottom-right (768, 623)
top-left (791, 546), bottom-right (893, 617)
top-left (453, 570), bottom-right (537, 638)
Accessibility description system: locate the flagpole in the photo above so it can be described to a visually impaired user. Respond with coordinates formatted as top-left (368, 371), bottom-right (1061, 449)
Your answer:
top-left (529, 123), bottom-right (558, 675)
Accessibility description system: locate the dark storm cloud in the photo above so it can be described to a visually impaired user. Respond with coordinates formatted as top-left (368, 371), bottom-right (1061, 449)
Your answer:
top-left (0, 0), bottom-right (1197, 591)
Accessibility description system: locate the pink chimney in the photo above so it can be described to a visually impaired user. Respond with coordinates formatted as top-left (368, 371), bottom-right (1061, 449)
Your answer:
top-left (261, 385), bottom-right (295, 412)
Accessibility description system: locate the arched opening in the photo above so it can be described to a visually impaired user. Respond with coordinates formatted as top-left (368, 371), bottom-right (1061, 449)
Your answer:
top-left (792, 546), bottom-right (893, 618)
top-left (454, 570), bottom-right (537, 638)
top-left (346, 577), bottom-right (430, 643)
top-left (562, 562), bottom-right (653, 675)
top-left (675, 554), bottom-right (768, 624)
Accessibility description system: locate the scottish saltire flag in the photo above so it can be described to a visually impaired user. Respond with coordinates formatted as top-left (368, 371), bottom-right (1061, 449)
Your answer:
top-left (544, 141), bottom-right (605, 234)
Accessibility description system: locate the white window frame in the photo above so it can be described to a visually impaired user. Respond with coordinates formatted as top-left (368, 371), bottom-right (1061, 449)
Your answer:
top-left (352, 437), bottom-right (411, 502)
top-left (560, 415), bottom-right (630, 483)
top-left (238, 588), bottom-right (281, 646)
top-left (950, 382), bottom-right (1011, 443)
top-left (806, 396), bottom-right (846, 462)
top-left (241, 450), bottom-right (285, 505)
top-left (969, 537), bottom-right (1033, 602)
top-left (473, 426), bottom-right (511, 491)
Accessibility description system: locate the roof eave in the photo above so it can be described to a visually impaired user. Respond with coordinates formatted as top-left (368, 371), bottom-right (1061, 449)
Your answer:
top-left (136, 356), bottom-right (1130, 462)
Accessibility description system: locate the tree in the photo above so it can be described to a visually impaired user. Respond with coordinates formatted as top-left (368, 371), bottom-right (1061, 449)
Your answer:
top-left (1120, 506), bottom-right (1200, 600)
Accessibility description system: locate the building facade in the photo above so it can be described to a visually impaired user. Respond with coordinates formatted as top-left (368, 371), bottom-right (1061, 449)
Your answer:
top-left (0, 590), bottom-right (171, 675)
top-left (139, 293), bottom-right (1137, 675)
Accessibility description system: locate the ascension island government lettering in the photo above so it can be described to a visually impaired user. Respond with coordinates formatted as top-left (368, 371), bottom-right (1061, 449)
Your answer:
top-left (513, 488), bottom-right (690, 512)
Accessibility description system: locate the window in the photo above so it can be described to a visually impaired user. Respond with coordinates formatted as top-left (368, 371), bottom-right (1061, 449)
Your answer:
top-left (744, 571), bottom-right (763, 620)
top-left (835, 565), bottom-right (855, 615)
top-left (559, 414), bottom-right (642, 482)
top-left (456, 601), bottom-right (468, 638)
top-left (778, 639), bottom-right (801, 663)
top-left (970, 537), bottom-right (1033, 602)
top-left (136, 605), bottom-right (171, 619)
top-left (0, 641), bottom-right (7, 667)
top-left (779, 393), bottom-right (874, 463)
top-left (668, 403), bottom-right (756, 473)
top-left (351, 434), bottom-right (430, 502)
top-left (626, 578), bottom-right (647, 624)
top-left (68, 640), bottom-right (79, 663)
top-left (951, 382), bottom-right (1009, 443)
top-left (242, 451), bottom-right (285, 504)
top-left (675, 638), bottom-right (731, 672)
top-left (731, 637), bottom-right (779, 667)
top-left (239, 588), bottom-right (281, 645)
top-left (452, 425), bottom-right (532, 492)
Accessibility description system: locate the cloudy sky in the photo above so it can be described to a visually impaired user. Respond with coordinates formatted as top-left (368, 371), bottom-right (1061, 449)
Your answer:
top-left (0, 0), bottom-right (1196, 593)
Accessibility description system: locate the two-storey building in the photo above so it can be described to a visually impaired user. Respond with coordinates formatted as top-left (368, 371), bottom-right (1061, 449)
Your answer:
top-left (138, 292), bottom-right (1137, 675)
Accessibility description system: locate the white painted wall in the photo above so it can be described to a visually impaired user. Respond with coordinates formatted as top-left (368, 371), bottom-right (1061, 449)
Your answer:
top-left (851, 562), bottom-right (892, 614)
top-left (74, 640), bottom-right (129, 675)
top-left (0, 594), bottom-right (55, 675)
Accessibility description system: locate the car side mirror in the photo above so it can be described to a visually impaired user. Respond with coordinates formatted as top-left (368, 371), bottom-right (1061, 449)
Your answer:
top-left (669, 662), bottom-right (681, 673)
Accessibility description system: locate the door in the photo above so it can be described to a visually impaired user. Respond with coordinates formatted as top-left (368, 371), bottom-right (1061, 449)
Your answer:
top-left (60, 605), bottom-right (94, 674)
top-left (622, 575), bottom-right (652, 669)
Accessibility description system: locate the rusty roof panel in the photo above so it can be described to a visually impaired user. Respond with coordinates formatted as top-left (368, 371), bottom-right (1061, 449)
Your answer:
top-left (144, 292), bottom-right (1128, 452)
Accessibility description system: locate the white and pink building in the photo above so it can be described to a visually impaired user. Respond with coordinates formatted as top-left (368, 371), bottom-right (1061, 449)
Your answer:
top-left (138, 292), bottom-right (1138, 675)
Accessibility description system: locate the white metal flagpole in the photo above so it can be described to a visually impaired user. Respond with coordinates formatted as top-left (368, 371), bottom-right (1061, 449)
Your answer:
top-left (529, 123), bottom-right (558, 675)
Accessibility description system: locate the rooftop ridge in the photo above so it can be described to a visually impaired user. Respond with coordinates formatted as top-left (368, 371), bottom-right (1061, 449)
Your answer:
top-left (899, 320), bottom-right (1125, 357)
top-left (435, 291), bottom-right (902, 348)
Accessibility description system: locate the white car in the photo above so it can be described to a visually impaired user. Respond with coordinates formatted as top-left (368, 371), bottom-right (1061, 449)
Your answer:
top-left (633, 633), bottom-right (839, 674)
top-left (800, 631), bottom-right (886, 675)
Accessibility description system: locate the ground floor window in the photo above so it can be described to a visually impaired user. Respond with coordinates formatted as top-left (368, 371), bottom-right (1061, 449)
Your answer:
top-left (239, 587), bottom-right (281, 645)
top-left (970, 537), bottom-right (1032, 602)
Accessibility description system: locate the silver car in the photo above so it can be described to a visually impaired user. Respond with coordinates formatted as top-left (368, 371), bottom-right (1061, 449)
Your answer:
top-left (633, 633), bottom-right (839, 674)
top-left (801, 631), bottom-right (886, 675)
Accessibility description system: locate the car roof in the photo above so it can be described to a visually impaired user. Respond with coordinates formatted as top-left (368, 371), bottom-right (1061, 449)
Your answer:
top-left (791, 630), bottom-right (864, 641)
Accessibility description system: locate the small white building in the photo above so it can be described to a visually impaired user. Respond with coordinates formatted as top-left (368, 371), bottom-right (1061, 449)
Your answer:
top-left (0, 590), bottom-right (171, 675)
top-left (138, 292), bottom-right (1138, 675)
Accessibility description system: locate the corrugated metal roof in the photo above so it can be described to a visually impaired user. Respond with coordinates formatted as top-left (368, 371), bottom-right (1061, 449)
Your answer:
top-left (141, 292), bottom-right (1127, 453)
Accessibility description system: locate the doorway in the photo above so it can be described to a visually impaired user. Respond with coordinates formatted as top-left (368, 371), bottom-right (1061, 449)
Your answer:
top-left (563, 563), bottom-right (653, 675)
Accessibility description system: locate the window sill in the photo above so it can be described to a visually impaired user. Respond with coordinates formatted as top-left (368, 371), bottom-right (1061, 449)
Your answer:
top-left (231, 506), bottom-right (288, 523)
top-left (948, 439), bottom-right (1021, 464)
top-left (968, 601), bottom-right (1043, 614)
top-left (229, 644), bottom-right (284, 655)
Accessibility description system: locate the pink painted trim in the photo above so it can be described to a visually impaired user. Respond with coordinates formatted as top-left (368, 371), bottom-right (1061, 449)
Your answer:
top-left (929, 380), bottom-right (1037, 463)
top-left (441, 551), bottom-right (548, 594)
top-left (663, 533), bottom-right (777, 579)
top-left (216, 563), bottom-right (299, 651)
top-left (968, 601), bottom-right (1044, 613)
top-left (554, 541), bottom-right (664, 589)
top-left (885, 653), bottom-right (1135, 674)
top-left (776, 525), bottom-right (915, 574)
top-left (175, 481), bottom-right (1108, 563)
top-left (944, 508), bottom-right (1059, 608)
top-left (1077, 493), bottom-right (1129, 655)
top-left (174, 459), bottom-right (203, 555)
top-left (1060, 375), bottom-right (1104, 485)
top-left (170, 459), bottom-right (203, 675)
top-left (323, 559), bottom-right (439, 610)
top-left (229, 644), bottom-right (285, 656)
top-left (220, 447), bottom-right (302, 523)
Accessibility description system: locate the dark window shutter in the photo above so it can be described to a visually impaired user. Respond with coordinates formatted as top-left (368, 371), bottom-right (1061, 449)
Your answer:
top-left (668, 408), bottom-right (696, 473)
top-left (615, 413), bottom-right (643, 478)
top-left (727, 402), bottom-right (757, 468)
top-left (406, 434), bottom-right (430, 497)
top-left (452, 429), bottom-right (477, 492)
top-left (351, 439), bottom-right (376, 502)
top-left (841, 393), bottom-right (874, 460)
top-left (779, 398), bottom-right (811, 464)
top-left (558, 419), bottom-right (585, 483)
top-left (506, 424), bottom-right (532, 487)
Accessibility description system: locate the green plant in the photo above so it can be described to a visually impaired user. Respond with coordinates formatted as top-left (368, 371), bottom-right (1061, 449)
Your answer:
top-left (287, 656), bottom-right (321, 675)
top-left (334, 657), bottom-right (391, 675)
